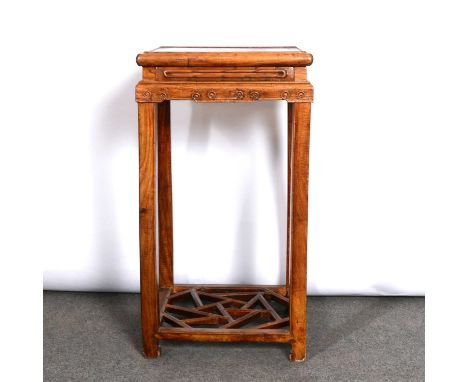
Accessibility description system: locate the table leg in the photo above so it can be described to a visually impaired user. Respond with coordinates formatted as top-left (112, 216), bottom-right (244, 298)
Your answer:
top-left (288, 102), bottom-right (311, 362)
top-left (138, 103), bottom-right (160, 357)
top-left (157, 101), bottom-right (174, 289)
top-left (286, 103), bottom-right (293, 291)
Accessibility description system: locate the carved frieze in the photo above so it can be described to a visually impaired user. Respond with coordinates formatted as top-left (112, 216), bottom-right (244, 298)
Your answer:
top-left (136, 82), bottom-right (313, 103)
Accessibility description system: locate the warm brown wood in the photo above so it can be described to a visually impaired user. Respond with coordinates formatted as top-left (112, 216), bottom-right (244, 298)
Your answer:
top-left (196, 301), bottom-right (230, 312)
top-left (165, 304), bottom-right (212, 318)
top-left (241, 294), bottom-right (260, 309)
top-left (136, 46), bottom-right (312, 361)
top-left (288, 103), bottom-right (311, 362)
top-left (157, 101), bottom-right (173, 289)
top-left (286, 103), bottom-right (293, 292)
top-left (162, 313), bottom-right (191, 328)
top-left (223, 311), bottom-right (260, 329)
top-left (258, 293), bottom-right (282, 320)
top-left (266, 289), bottom-right (290, 305)
top-left (137, 47), bottom-right (313, 67)
top-left (217, 303), bottom-right (234, 322)
top-left (164, 67), bottom-right (291, 80)
top-left (138, 103), bottom-right (160, 358)
top-left (144, 66), bottom-right (296, 82)
top-left (167, 288), bottom-right (191, 302)
top-left (183, 316), bottom-right (229, 325)
top-left (158, 288), bottom-right (171, 321)
top-left (221, 299), bottom-right (250, 308)
top-left (190, 288), bottom-right (204, 307)
top-left (136, 81), bottom-right (313, 103)
top-left (160, 287), bottom-right (289, 331)
top-left (172, 284), bottom-right (288, 296)
top-left (255, 317), bottom-right (290, 329)
top-left (157, 328), bottom-right (291, 343)
top-left (225, 309), bottom-right (271, 319)
top-left (218, 292), bottom-right (257, 298)
top-left (294, 67), bottom-right (308, 82)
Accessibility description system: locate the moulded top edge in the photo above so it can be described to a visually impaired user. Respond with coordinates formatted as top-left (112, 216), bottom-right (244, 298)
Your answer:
top-left (136, 47), bottom-right (313, 67)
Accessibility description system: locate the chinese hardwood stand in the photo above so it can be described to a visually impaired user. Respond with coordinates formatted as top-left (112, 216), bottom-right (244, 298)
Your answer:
top-left (135, 47), bottom-right (313, 361)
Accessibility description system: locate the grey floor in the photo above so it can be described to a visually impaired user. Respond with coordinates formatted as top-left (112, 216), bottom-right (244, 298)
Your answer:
top-left (44, 292), bottom-right (424, 382)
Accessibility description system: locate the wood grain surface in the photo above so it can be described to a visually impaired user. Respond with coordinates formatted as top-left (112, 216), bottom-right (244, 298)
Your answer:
top-left (288, 103), bottom-right (311, 362)
top-left (157, 101), bottom-right (173, 289)
top-left (136, 47), bottom-right (313, 361)
top-left (138, 103), bottom-right (160, 358)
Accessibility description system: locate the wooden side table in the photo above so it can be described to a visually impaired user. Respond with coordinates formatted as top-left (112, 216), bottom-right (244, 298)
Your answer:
top-left (135, 47), bottom-right (313, 361)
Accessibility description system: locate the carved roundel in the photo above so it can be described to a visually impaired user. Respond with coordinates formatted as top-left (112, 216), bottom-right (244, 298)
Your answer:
top-left (249, 91), bottom-right (260, 101)
top-left (281, 91), bottom-right (289, 100)
top-left (192, 91), bottom-right (201, 101)
top-left (142, 90), bottom-right (152, 100)
top-left (235, 90), bottom-right (245, 100)
top-left (159, 92), bottom-right (168, 101)
top-left (297, 91), bottom-right (305, 99)
top-left (207, 90), bottom-right (217, 99)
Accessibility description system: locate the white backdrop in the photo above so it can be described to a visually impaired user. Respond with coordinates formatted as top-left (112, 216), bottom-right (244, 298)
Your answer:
top-left (10, 0), bottom-right (466, 296)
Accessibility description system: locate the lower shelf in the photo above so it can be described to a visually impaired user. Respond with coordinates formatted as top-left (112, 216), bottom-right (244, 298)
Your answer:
top-left (156, 285), bottom-right (291, 343)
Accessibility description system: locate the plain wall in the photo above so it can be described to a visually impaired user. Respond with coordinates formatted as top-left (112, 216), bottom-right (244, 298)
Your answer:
top-left (17, 0), bottom-right (465, 295)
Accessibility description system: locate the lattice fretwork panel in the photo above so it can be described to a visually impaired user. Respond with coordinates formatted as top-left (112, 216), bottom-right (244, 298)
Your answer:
top-left (160, 287), bottom-right (290, 330)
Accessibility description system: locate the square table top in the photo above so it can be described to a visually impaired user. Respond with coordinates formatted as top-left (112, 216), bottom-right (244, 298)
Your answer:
top-left (136, 46), bottom-right (313, 67)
